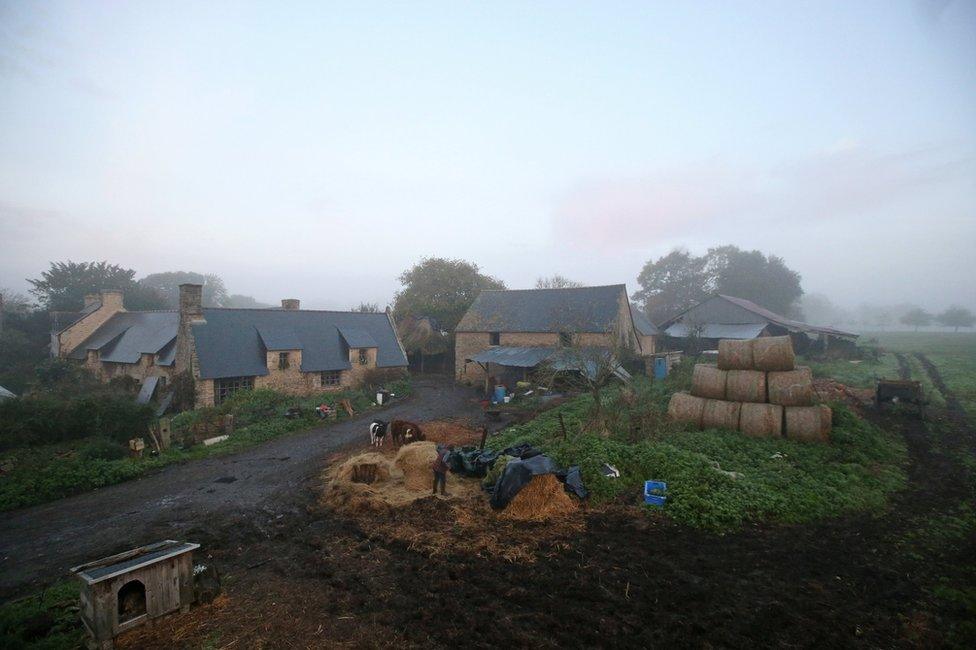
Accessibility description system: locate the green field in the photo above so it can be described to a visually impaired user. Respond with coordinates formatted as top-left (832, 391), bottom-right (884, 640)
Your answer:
top-left (867, 332), bottom-right (976, 419)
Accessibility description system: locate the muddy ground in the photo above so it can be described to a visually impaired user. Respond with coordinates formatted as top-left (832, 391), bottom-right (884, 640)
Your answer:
top-left (119, 362), bottom-right (976, 649)
top-left (0, 378), bottom-right (487, 599)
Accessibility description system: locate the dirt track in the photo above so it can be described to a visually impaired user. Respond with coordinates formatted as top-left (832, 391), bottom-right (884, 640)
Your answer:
top-left (0, 378), bottom-right (482, 599)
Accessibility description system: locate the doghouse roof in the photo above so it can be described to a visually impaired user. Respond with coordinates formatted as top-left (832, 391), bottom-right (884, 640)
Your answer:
top-left (71, 540), bottom-right (199, 585)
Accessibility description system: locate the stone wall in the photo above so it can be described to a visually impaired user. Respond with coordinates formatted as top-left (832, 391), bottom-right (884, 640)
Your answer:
top-left (345, 347), bottom-right (377, 388)
top-left (254, 350), bottom-right (314, 394)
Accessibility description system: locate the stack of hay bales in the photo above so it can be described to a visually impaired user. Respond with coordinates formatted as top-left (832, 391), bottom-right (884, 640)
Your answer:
top-left (667, 336), bottom-right (831, 442)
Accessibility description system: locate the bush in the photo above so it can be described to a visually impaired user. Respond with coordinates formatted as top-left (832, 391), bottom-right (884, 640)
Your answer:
top-left (79, 438), bottom-right (126, 461)
top-left (0, 395), bottom-right (155, 450)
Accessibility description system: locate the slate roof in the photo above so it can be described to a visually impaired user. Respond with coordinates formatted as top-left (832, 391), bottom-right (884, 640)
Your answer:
top-left (630, 304), bottom-right (660, 336)
top-left (192, 309), bottom-right (406, 379)
top-left (69, 311), bottom-right (178, 365)
top-left (68, 307), bottom-right (407, 379)
top-left (456, 285), bottom-right (628, 333)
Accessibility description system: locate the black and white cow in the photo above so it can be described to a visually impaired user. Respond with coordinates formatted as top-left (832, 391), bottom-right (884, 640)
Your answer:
top-left (369, 419), bottom-right (388, 447)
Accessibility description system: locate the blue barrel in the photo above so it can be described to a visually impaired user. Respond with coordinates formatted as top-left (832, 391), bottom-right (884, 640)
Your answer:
top-left (493, 385), bottom-right (506, 403)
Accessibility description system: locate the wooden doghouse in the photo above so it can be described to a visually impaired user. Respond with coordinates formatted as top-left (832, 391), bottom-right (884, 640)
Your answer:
top-left (71, 540), bottom-right (199, 649)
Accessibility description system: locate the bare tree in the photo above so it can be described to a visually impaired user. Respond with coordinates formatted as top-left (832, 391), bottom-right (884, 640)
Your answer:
top-left (534, 275), bottom-right (584, 289)
top-left (352, 302), bottom-right (380, 313)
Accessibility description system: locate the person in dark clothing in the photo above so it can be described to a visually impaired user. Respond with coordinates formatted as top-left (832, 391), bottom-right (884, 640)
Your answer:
top-left (432, 445), bottom-right (453, 496)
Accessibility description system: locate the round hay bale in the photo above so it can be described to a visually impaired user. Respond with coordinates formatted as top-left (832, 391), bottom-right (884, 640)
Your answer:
top-left (725, 370), bottom-right (767, 403)
top-left (668, 392), bottom-right (706, 429)
top-left (738, 402), bottom-right (783, 438)
top-left (784, 405), bottom-right (831, 443)
top-left (752, 336), bottom-right (795, 371)
top-left (334, 452), bottom-right (392, 485)
top-left (393, 441), bottom-right (439, 491)
top-left (701, 399), bottom-right (741, 431)
top-left (767, 367), bottom-right (814, 406)
top-left (691, 364), bottom-right (727, 400)
top-left (717, 339), bottom-right (754, 370)
top-left (498, 473), bottom-right (576, 521)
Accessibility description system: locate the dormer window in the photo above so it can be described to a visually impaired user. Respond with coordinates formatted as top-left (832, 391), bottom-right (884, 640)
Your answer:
top-left (559, 331), bottom-right (573, 347)
top-left (278, 352), bottom-right (290, 370)
top-left (358, 349), bottom-right (368, 365)
top-left (489, 332), bottom-right (500, 346)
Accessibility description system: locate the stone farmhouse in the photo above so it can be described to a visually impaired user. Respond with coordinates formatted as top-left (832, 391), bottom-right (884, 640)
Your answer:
top-left (454, 284), bottom-right (657, 384)
top-left (52, 284), bottom-right (408, 407)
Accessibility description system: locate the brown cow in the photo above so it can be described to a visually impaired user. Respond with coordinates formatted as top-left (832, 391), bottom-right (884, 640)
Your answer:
top-left (390, 419), bottom-right (424, 445)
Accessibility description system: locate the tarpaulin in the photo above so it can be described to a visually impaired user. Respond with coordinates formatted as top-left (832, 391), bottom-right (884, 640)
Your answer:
top-left (489, 454), bottom-right (561, 509)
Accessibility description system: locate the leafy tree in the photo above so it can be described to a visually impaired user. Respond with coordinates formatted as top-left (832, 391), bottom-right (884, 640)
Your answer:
top-left (28, 261), bottom-right (166, 311)
top-left (535, 275), bottom-right (584, 289)
top-left (633, 249), bottom-right (710, 323)
top-left (634, 246), bottom-right (804, 323)
top-left (139, 271), bottom-right (229, 307)
top-left (936, 306), bottom-right (976, 332)
top-left (899, 308), bottom-right (932, 332)
top-left (705, 245), bottom-right (803, 317)
top-left (393, 257), bottom-right (505, 332)
top-left (352, 302), bottom-right (380, 313)
top-left (223, 294), bottom-right (272, 308)
top-left (0, 288), bottom-right (32, 311)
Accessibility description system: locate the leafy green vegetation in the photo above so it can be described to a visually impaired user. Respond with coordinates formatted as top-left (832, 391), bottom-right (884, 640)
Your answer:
top-left (488, 377), bottom-right (907, 531)
top-left (0, 581), bottom-right (82, 650)
top-left (0, 378), bottom-right (412, 512)
top-left (803, 353), bottom-right (901, 388)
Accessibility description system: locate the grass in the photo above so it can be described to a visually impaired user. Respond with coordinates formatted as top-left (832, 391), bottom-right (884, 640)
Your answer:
top-left (487, 377), bottom-right (908, 532)
top-left (0, 379), bottom-right (412, 512)
top-left (868, 332), bottom-right (976, 420)
top-left (803, 353), bottom-right (902, 388)
top-left (0, 581), bottom-right (83, 649)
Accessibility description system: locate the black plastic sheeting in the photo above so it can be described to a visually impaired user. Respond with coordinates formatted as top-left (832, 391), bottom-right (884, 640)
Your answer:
top-left (444, 441), bottom-right (589, 508)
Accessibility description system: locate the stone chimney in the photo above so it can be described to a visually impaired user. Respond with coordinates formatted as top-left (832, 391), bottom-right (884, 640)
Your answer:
top-left (175, 283), bottom-right (206, 375)
top-left (179, 284), bottom-right (204, 321)
top-left (99, 290), bottom-right (124, 311)
top-left (281, 299), bottom-right (300, 311)
top-left (84, 294), bottom-right (100, 308)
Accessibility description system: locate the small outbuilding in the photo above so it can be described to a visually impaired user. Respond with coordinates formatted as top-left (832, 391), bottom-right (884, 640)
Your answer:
top-left (0, 384), bottom-right (15, 400)
top-left (71, 540), bottom-right (199, 649)
top-left (659, 294), bottom-right (858, 354)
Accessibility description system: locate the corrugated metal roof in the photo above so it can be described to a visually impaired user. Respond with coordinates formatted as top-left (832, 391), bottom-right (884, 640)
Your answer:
top-left (665, 322), bottom-right (768, 340)
top-left (630, 304), bottom-right (660, 336)
top-left (72, 540), bottom-right (199, 585)
top-left (337, 326), bottom-right (378, 348)
top-left (136, 376), bottom-right (160, 404)
top-left (0, 385), bottom-right (15, 400)
top-left (193, 309), bottom-right (407, 379)
top-left (467, 346), bottom-right (628, 381)
top-left (717, 295), bottom-right (858, 338)
top-left (457, 285), bottom-right (627, 333)
top-left (257, 325), bottom-right (303, 351)
top-left (68, 312), bottom-right (178, 364)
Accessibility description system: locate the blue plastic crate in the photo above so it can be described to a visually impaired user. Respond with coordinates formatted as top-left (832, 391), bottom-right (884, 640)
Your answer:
top-left (644, 480), bottom-right (667, 507)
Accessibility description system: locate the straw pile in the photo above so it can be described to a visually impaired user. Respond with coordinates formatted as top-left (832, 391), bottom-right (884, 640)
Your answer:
top-left (752, 336), bottom-right (796, 371)
top-left (785, 405), bottom-right (832, 443)
top-left (702, 399), bottom-right (741, 430)
top-left (767, 367), bottom-right (814, 406)
top-left (668, 392), bottom-right (706, 429)
top-left (394, 441), bottom-right (439, 491)
top-left (498, 474), bottom-right (576, 521)
top-left (668, 336), bottom-right (831, 442)
top-left (691, 364), bottom-right (727, 399)
top-left (726, 370), bottom-right (766, 403)
top-left (739, 403), bottom-right (783, 438)
top-left (334, 452), bottom-right (391, 485)
top-left (717, 339), bottom-right (754, 370)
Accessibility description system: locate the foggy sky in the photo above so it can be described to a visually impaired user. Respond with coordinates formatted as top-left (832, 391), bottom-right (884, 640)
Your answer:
top-left (1, 1), bottom-right (974, 312)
